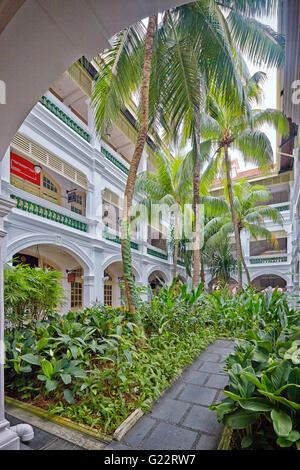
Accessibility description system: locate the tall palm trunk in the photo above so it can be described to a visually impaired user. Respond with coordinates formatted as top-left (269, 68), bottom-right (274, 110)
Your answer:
top-left (200, 253), bottom-right (205, 284)
top-left (173, 214), bottom-right (179, 279)
top-left (121, 15), bottom-right (156, 313)
top-left (192, 157), bottom-right (201, 287)
top-left (224, 145), bottom-right (244, 291)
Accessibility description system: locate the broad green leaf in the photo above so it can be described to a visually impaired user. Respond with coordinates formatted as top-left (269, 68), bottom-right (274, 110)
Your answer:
top-left (223, 410), bottom-right (259, 429)
top-left (211, 399), bottom-right (236, 421)
top-left (123, 350), bottom-right (132, 364)
top-left (60, 373), bottom-right (72, 385)
top-left (276, 437), bottom-right (293, 448)
top-left (41, 359), bottom-right (54, 379)
top-left (37, 374), bottom-right (47, 382)
top-left (21, 353), bottom-right (42, 366)
top-left (241, 435), bottom-right (253, 448)
top-left (287, 368), bottom-right (300, 402)
top-left (69, 346), bottom-right (78, 359)
top-left (239, 397), bottom-right (272, 412)
top-left (258, 389), bottom-right (300, 411)
top-left (223, 390), bottom-right (242, 401)
top-left (63, 389), bottom-right (75, 404)
top-left (271, 409), bottom-right (292, 437)
top-left (287, 431), bottom-right (300, 442)
top-left (36, 337), bottom-right (49, 352)
top-left (45, 379), bottom-right (58, 392)
top-left (19, 365), bottom-right (32, 373)
top-left (271, 361), bottom-right (291, 390)
top-left (241, 370), bottom-right (261, 389)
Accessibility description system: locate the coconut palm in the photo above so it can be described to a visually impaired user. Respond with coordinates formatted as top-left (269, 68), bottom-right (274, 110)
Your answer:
top-left (203, 240), bottom-right (237, 288)
top-left (195, 69), bottom-right (289, 290)
top-left (91, 1), bottom-right (284, 306)
top-left (155, 0), bottom-right (284, 287)
top-left (203, 179), bottom-right (283, 285)
top-left (135, 151), bottom-right (192, 278)
top-left (92, 16), bottom-right (157, 313)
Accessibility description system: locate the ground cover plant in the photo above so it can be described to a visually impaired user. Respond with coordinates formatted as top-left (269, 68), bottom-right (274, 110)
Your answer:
top-left (211, 326), bottom-right (300, 450)
top-left (4, 266), bottom-right (299, 441)
top-left (4, 277), bottom-right (216, 434)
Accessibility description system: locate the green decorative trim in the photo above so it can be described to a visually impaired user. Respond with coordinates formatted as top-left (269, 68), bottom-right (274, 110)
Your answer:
top-left (103, 231), bottom-right (138, 250)
top-left (40, 96), bottom-right (90, 143)
top-left (101, 146), bottom-right (129, 175)
top-left (276, 205), bottom-right (290, 212)
top-left (147, 248), bottom-right (168, 260)
top-left (177, 259), bottom-right (185, 267)
top-left (250, 256), bottom-right (287, 264)
top-left (11, 195), bottom-right (87, 232)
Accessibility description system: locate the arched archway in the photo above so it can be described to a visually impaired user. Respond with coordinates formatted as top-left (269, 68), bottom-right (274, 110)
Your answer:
top-left (208, 277), bottom-right (238, 293)
top-left (177, 275), bottom-right (186, 284)
top-left (103, 260), bottom-right (140, 307)
top-left (148, 270), bottom-right (167, 295)
top-left (252, 274), bottom-right (287, 291)
top-left (9, 243), bottom-right (89, 313)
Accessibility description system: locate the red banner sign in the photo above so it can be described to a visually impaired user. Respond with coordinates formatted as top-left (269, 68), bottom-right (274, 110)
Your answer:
top-left (10, 152), bottom-right (40, 186)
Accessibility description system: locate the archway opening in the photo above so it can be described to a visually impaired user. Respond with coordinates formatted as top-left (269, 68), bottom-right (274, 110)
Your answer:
top-left (252, 274), bottom-right (287, 291)
top-left (208, 277), bottom-right (238, 293)
top-left (103, 261), bottom-right (139, 307)
top-left (148, 270), bottom-right (167, 295)
top-left (12, 244), bottom-right (85, 313)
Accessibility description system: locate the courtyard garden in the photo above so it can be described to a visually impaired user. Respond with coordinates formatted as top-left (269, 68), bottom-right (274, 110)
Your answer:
top-left (3, 0), bottom-right (300, 452)
top-left (4, 263), bottom-right (300, 450)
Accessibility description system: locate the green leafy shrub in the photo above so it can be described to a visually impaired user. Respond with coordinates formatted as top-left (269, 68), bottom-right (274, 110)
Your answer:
top-left (5, 291), bottom-right (215, 433)
top-left (210, 286), bottom-right (299, 336)
top-left (211, 327), bottom-right (300, 450)
top-left (4, 263), bottom-right (65, 327)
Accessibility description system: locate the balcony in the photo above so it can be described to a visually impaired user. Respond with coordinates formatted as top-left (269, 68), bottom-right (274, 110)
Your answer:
top-left (100, 141), bottom-right (130, 176)
top-left (147, 244), bottom-right (168, 260)
top-left (40, 94), bottom-right (91, 143)
top-left (102, 226), bottom-right (138, 250)
top-left (249, 255), bottom-right (288, 265)
top-left (8, 186), bottom-right (88, 233)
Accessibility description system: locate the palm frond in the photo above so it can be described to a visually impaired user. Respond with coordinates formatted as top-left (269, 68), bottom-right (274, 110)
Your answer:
top-left (227, 11), bottom-right (284, 68)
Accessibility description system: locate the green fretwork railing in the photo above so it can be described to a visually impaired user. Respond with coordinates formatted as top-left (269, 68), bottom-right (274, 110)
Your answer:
top-left (177, 259), bottom-right (185, 267)
top-left (250, 256), bottom-right (287, 264)
top-left (103, 231), bottom-right (138, 250)
top-left (11, 195), bottom-right (87, 232)
top-left (147, 248), bottom-right (168, 260)
top-left (40, 96), bottom-right (90, 143)
top-left (276, 205), bottom-right (290, 212)
top-left (101, 146), bottom-right (129, 175)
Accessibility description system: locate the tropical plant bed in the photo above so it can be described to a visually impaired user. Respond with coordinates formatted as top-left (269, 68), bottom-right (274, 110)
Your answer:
top-left (211, 326), bottom-right (300, 450)
top-left (5, 278), bottom-right (299, 441)
top-left (4, 288), bottom-right (217, 436)
top-left (4, 396), bottom-right (112, 443)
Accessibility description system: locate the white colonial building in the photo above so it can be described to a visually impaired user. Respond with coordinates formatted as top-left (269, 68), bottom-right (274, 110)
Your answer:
top-left (0, 64), bottom-right (187, 312)
top-left (0, 57), bottom-right (297, 312)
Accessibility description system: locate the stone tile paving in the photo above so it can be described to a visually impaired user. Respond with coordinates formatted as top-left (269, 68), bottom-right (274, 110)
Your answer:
top-left (5, 413), bottom-right (85, 450)
top-left (106, 339), bottom-right (235, 450)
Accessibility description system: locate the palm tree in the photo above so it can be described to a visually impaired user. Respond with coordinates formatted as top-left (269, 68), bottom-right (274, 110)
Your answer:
top-left (204, 179), bottom-right (283, 285)
top-left (154, 1), bottom-right (284, 287)
top-left (92, 16), bottom-right (157, 313)
top-left (203, 240), bottom-right (237, 289)
top-left (196, 70), bottom-right (289, 290)
top-left (91, 1), bottom-right (284, 305)
top-left (135, 151), bottom-right (192, 278)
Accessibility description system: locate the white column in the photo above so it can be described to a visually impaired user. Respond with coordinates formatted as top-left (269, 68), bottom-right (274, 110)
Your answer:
top-left (0, 195), bottom-right (20, 450)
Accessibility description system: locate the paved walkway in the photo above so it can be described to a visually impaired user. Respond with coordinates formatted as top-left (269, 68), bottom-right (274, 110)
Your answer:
top-left (106, 339), bottom-right (235, 451)
top-left (5, 413), bottom-right (85, 450)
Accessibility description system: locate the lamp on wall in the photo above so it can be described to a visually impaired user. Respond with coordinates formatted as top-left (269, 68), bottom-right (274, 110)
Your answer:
top-left (34, 164), bottom-right (42, 174)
